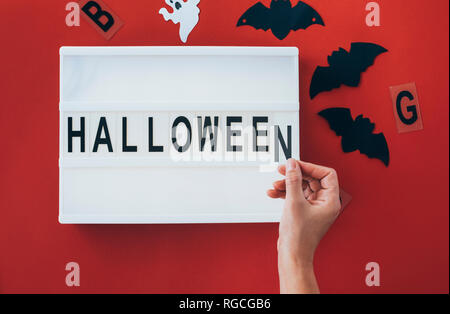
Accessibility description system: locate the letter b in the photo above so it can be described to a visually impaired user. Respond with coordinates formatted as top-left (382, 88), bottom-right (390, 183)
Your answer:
top-left (82, 1), bottom-right (114, 32)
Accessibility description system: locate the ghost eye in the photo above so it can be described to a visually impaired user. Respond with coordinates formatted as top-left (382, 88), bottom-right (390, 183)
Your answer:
top-left (243, 19), bottom-right (247, 23)
top-left (312, 17), bottom-right (316, 22)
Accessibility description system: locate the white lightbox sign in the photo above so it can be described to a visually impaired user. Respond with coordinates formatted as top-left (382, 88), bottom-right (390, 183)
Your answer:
top-left (59, 46), bottom-right (299, 224)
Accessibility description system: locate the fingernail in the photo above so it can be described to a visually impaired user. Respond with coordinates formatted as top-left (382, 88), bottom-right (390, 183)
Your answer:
top-left (286, 158), bottom-right (297, 171)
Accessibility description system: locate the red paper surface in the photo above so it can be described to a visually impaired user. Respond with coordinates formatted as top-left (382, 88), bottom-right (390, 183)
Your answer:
top-left (0, 0), bottom-right (448, 293)
top-left (339, 189), bottom-right (352, 212)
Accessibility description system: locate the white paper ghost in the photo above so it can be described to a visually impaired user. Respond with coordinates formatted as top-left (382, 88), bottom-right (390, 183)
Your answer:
top-left (159, 0), bottom-right (200, 43)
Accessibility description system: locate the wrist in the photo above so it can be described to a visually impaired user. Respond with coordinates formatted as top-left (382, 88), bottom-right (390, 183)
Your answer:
top-left (278, 255), bottom-right (318, 294)
top-left (278, 251), bottom-right (314, 275)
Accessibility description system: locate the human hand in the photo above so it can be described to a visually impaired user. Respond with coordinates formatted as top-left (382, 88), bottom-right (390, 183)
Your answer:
top-left (267, 159), bottom-right (341, 293)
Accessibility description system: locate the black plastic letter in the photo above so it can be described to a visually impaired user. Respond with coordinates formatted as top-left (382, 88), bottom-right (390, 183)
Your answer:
top-left (197, 116), bottom-right (219, 152)
top-left (253, 116), bottom-right (269, 152)
top-left (172, 116), bottom-right (192, 153)
top-left (227, 116), bottom-right (243, 152)
top-left (93, 117), bottom-right (113, 153)
top-left (122, 117), bottom-right (137, 152)
top-left (148, 117), bottom-right (164, 152)
top-left (68, 117), bottom-right (85, 153)
top-left (274, 125), bottom-right (292, 162)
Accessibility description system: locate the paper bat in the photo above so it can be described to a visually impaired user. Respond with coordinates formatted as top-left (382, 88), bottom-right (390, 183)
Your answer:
top-left (310, 42), bottom-right (388, 99)
top-left (319, 107), bottom-right (390, 166)
top-left (237, 0), bottom-right (324, 40)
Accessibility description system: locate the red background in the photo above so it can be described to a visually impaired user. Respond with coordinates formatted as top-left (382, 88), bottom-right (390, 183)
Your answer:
top-left (0, 0), bottom-right (448, 294)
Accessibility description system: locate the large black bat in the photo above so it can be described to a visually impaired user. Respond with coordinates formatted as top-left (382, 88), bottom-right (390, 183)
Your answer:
top-left (310, 42), bottom-right (388, 99)
top-left (319, 107), bottom-right (390, 166)
top-left (237, 0), bottom-right (324, 40)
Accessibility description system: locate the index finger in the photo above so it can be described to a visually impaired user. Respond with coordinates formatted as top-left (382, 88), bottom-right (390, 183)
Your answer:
top-left (279, 162), bottom-right (339, 189)
top-left (298, 161), bottom-right (339, 190)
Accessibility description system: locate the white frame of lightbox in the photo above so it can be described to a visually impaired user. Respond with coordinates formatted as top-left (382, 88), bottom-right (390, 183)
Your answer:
top-left (59, 46), bottom-right (299, 224)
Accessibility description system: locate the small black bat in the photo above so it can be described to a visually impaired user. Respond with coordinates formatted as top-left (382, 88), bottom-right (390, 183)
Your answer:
top-left (237, 0), bottom-right (324, 40)
top-left (319, 107), bottom-right (390, 166)
top-left (310, 42), bottom-right (388, 99)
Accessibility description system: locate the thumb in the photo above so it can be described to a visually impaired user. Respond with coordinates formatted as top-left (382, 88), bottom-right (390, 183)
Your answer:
top-left (285, 158), bottom-right (306, 203)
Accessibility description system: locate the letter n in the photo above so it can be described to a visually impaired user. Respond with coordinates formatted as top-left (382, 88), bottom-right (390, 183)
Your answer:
top-left (274, 125), bottom-right (292, 162)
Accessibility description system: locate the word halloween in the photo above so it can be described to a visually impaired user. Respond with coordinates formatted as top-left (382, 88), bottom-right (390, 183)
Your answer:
top-left (67, 115), bottom-right (293, 162)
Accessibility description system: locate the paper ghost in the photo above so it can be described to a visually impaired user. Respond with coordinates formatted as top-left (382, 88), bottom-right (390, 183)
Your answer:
top-left (159, 0), bottom-right (200, 43)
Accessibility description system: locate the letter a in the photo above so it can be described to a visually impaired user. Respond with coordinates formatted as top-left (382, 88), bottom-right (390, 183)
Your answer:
top-left (65, 262), bottom-right (80, 287)
top-left (65, 2), bottom-right (80, 27)
top-left (366, 2), bottom-right (380, 27)
top-left (365, 262), bottom-right (380, 287)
